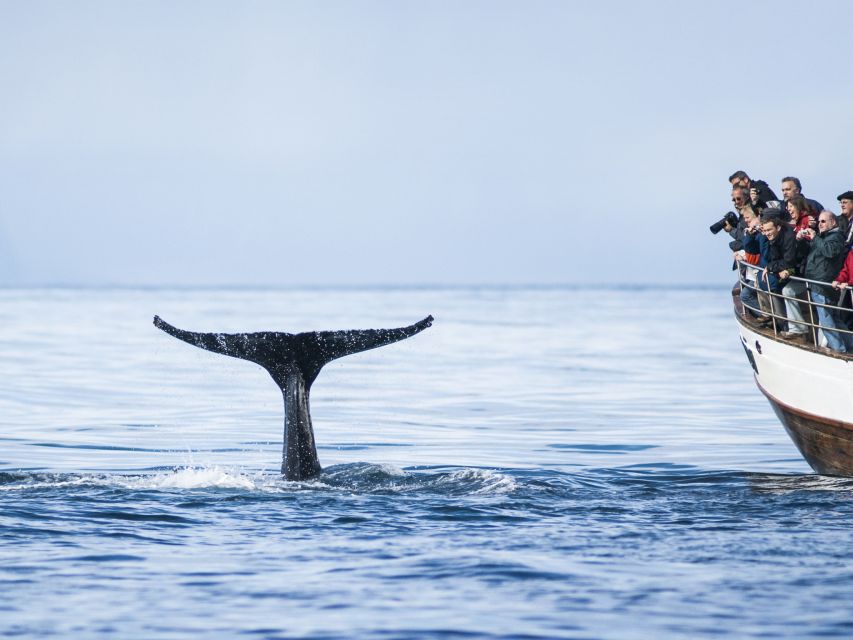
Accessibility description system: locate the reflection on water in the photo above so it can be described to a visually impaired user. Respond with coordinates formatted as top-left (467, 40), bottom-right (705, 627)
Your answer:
top-left (1, 287), bottom-right (848, 639)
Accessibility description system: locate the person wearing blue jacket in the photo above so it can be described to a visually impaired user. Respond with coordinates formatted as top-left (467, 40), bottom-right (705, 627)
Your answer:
top-left (741, 214), bottom-right (770, 318)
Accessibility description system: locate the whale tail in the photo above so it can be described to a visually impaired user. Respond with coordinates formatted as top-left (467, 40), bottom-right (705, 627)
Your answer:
top-left (152, 314), bottom-right (433, 387)
top-left (153, 314), bottom-right (433, 480)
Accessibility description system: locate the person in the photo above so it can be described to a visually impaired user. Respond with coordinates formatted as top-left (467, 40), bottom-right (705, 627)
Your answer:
top-left (779, 198), bottom-right (817, 339)
top-left (788, 195), bottom-right (816, 278)
top-left (757, 213), bottom-right (797, 327)
top-left (731, 196), bottom-right (760, 253)
top-left (729, 170), bottom-right (779, 207)
top-left (835, 190), bottom-right (853, 246)
top-left (786, 195), bottom-right (815, 234)
top-left (780, 176), bottom-right (824, 218)
top-left (830, 229), bottom-right (853, 348)
top-left (722, 186), bottom-right (755, 236)
top-left (795, 212), bottom-right (849, 352)
top-left (732, 186), bottom-right (753, 213)
top-left (735, 209), bottom-right (764, 318)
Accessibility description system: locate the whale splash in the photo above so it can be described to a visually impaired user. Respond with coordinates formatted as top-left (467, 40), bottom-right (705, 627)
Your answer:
top-left (154, 315), bottom-right (434, 480)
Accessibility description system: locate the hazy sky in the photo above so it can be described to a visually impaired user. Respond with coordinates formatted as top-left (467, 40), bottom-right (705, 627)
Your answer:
top-left (2, 0), bottom-right (853, 287)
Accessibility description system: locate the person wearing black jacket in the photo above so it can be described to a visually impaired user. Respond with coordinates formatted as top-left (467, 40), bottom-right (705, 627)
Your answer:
top-left (780, 215), bottom-right (816, 339)
top-left (763, 216), bottom-right (797, 276)
top-left (758, 215), bottom-right (797, 328)
top-left (836, 191), bottom-right (853, 247)
top-left (729, 170), bottom-right (779, 208)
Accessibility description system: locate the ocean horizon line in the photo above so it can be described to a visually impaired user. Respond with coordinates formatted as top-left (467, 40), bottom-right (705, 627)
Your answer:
top-left (0, 282), bottom-right (733, 292)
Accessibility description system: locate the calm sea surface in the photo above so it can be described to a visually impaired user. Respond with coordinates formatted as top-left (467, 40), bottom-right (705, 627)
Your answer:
top-left (2, 287), bottom-right (852, 639)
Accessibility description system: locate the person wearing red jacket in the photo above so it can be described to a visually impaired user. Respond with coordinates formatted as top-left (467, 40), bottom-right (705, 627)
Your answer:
top-left (832, 250), bottom-right (853, 290)
top-left (831, 251), bottom-right (853, 349)
top-left (787, 195), bottom-right (815, 234)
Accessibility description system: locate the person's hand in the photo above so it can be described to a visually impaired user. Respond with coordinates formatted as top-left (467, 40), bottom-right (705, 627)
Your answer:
top-left (840, 282), bottom-right (849, 290)
top-left (724, 222), bottom-right (734, 232)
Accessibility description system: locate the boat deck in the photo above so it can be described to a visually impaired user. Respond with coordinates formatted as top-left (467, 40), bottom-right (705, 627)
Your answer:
top-left (732, 275), bottom-right (853, 361)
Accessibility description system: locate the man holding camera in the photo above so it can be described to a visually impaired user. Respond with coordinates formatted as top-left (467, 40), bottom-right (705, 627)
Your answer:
top-left (729, 170), bottom-right (778, 210)
top-left (793, 212), bottom-right (848, 352)
top-left (723, 186), bottom-right (757, 236)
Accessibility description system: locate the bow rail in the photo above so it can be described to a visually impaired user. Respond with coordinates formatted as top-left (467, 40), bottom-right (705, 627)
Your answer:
top-left (736, 261), bottom-right (853, 353)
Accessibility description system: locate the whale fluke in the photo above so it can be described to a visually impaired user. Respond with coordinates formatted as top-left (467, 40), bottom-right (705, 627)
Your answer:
top-left (153, 314), bottom-right (433, 480)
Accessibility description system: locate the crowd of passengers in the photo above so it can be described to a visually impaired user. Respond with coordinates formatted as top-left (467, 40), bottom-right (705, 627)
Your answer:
top-left (723, 170), bottom-right (853, 354)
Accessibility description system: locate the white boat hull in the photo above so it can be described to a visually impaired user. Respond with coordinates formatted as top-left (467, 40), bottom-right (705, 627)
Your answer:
top-left (737, 314), bottom-right (853, 475)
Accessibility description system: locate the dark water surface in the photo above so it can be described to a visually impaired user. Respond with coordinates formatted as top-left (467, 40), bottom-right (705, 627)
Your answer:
top-left (1, 288), bottom-right (850, 639)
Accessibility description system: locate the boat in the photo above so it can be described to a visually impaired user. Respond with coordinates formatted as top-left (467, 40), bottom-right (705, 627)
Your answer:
top-left (735, 264), bottom-right (853, 475)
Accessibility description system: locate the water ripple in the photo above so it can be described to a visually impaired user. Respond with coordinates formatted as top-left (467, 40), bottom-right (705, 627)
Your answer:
top-left (2, 288), bottom-right (851, 639)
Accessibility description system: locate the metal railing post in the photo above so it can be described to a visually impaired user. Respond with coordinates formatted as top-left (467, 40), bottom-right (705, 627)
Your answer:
top-left (805, 281), bottom-right (815, 345)
top-left (733, 259), bottom-right (853, 356)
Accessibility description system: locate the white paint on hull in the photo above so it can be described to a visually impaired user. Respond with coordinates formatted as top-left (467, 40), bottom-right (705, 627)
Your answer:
top-left (737, 319), bottom-right (853, 424)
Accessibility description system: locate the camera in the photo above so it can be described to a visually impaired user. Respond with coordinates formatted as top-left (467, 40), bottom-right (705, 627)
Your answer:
top-left (710, 211), bottom-right (739, 235)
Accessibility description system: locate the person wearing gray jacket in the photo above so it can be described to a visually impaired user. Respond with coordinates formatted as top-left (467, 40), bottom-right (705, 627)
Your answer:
top-left (795, 213), bottom-right (849, 351)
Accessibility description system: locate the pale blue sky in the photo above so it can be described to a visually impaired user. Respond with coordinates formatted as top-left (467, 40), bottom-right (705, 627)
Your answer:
top-left (2, 0), bottom-right (853, 286)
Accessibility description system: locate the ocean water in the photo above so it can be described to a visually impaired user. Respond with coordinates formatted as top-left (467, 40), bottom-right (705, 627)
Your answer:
top-left (1, 286), bottom-right (852, 639)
